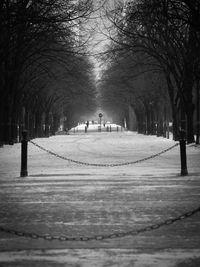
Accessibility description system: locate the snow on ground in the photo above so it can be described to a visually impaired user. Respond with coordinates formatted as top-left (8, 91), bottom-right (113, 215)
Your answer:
top-left (69, 123), bottom-right (123, 135)
top-left (0, 131), bottom-right (200, 266)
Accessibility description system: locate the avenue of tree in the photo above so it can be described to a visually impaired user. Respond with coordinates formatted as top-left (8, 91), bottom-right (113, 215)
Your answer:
top-left (0, 0), bottom-right (97, 145)
top-left (1, 0), bottom-right (200, 146)
top-left (99, 0), bottom-right (200, 143)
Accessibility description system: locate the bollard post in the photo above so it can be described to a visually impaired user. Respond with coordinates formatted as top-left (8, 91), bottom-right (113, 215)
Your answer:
top-left (110, 125), bottom-right (112, 132)
top-left (20, 130), bottom-right (28, 177)
top-left (179, 130), bottom-right (188, 176)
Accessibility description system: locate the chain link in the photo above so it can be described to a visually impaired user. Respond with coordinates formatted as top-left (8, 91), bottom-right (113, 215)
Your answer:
top-left (29, 140), bottom-right (179, 167)
top-left (10, 140), bottom-right (197, 241)
top-left (0, 205), bottom-right (199, 241)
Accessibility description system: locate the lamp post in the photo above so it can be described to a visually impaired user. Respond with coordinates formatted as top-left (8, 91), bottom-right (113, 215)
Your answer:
top-left (99, 113), bottom-right (103, 132)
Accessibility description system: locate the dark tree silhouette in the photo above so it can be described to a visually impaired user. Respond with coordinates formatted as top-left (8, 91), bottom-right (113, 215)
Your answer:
top-left (0, 0), bottom-right (97, 145)
top-left (100, 0), bottom-right (200, 142)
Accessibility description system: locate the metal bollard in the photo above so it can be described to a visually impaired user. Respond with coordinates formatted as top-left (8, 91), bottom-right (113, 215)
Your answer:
top-left (20, 130), bottom-right (28, 177)
top-left (179, 130), bottom-right (188, 176)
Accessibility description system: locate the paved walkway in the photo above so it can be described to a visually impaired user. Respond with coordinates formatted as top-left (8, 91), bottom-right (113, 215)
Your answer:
top-left (0, 132), bottom-right (200, 266)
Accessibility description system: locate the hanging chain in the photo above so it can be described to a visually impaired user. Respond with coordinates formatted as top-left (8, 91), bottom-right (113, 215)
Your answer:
top-left (1, 139), bottom-right (198, 241)
top-left (29, 140), bottom-right (179, 167)
top-left (0, 205), bottom-right (199, 241)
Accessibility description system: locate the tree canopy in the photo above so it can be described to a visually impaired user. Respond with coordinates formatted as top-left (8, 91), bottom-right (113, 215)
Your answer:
top-left (0, 0), bottom-right (97, 144)
top-left (99, 0), bottom-right (200, 142)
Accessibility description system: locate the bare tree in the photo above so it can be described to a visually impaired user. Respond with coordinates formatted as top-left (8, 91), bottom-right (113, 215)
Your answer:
top-left (0, 0), bottom-right (96, 144)
top-left (101, 0), bottom-right (200, 142)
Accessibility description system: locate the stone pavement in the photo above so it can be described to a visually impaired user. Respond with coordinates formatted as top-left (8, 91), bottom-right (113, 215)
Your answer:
top-left (0, 132), bottom-right (200, 266)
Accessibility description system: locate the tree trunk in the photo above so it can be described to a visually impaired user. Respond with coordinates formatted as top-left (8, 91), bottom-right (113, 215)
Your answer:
top-left (196, 80), bottom-right (200, 144)
top-left (35, 111), bottom-right (43, 138)
top-left (0, 101), bottom-right (5, 146)
top-left (44, 111), bottom-right (50, 137)
top-left (186, 103), bottom-right (195, 143)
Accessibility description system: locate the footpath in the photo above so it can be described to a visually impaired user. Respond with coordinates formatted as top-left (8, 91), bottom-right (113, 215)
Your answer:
top-left (0, 131), bottom-right (200, 267)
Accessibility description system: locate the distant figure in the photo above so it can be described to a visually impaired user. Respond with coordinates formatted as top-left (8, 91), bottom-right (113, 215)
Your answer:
top-left (86, 121), bottom-right (89, 128)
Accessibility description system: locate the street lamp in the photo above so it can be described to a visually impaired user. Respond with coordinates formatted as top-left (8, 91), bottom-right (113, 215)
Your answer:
top-left (99, 113), bottom-right (103, 132)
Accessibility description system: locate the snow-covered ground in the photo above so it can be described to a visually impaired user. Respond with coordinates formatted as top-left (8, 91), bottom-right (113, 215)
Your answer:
top-left (69, 122), bottom-right (124, 133)
top-left (0, 131), bottom-right (200, 266)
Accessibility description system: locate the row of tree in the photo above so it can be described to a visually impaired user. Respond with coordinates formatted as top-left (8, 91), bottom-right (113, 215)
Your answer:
top-left (0, 0), bottom-right (97, 145)
top-left (100, 53), bottom-right (171, 136)
top-left (99, 0), bottom-right (200, 143)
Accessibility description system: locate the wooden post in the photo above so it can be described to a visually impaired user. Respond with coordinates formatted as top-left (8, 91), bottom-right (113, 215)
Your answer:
top-left (179, 130), bottom-right (188, 176)
top-left (20, 131), bottom-right (28, 177)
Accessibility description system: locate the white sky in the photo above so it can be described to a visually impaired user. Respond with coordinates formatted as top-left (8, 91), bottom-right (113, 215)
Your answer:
top-left (83, 0), bottom-right (126, 79)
